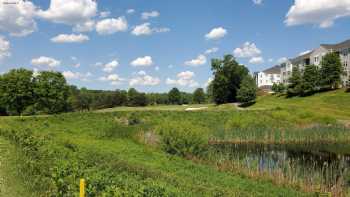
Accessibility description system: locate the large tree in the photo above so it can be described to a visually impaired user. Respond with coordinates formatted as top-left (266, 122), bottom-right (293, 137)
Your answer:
top-left (301, 64), bottom-right (320, 95)
top-left (0, 68), bottom-right (35, 115)
top-left (320, 52), bottom-right (344, 89)
top-left (192, 88), bottom-right (206, 104)
top-left (237, 75), bottom-right (257, 103)
top-left (211, 55), bottom-right (249, 104)
top-left (287, 66), bottom-right (303, 97)
top-left (127, 88), bottom-right (148, 106)
top-left (168, 87), bottom-right (182, 105)
top-left (34, 71), bottom-right (69, 114)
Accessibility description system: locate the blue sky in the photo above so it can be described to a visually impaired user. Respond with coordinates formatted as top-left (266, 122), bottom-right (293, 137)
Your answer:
top-left (1, 0), bottom-right (350, 92)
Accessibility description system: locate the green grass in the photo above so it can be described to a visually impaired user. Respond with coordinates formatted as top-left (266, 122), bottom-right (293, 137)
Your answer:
top-left (0, 90), bottom-right (349, 196)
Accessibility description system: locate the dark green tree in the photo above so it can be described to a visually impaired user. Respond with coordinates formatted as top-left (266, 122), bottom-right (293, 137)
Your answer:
top-left (127, 88), bottom-right (148, 106)
top-left (237, 75), bottom-right (257, 103)
top-left (277, 83), bottom-right (286, 93)
top-left (271, 83), bottom-right (279, 93)
top-left (287, 66), bottom-right (303, 97)
top-left (0, 68), bottom-right (35, 115)
top-left (34, 71), bottom-right (69, 114)
top-left (320, 52), bottom-right (344, 89)
top-left (192, 88), bottom-right (206, 104)
top-left (301, 64), bottom-right (320, 95)
top-left (211, 55), bottom-right (249, 104)
top-left (168, 87), bottom-right (182, 105)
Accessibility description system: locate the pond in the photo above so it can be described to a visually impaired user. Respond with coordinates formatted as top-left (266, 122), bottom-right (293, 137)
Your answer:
top-left (210, 143), bottom-right (350, 192)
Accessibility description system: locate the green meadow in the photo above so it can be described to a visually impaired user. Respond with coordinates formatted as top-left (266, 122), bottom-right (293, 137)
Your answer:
top-left (0, 90), bottom-right (349, 196)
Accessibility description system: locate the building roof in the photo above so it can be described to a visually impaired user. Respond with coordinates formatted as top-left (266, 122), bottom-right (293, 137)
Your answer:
top-left (290, 50), bottom-right (313, 64)
top-left (262, 65), bottom-right (281, 74)
top-left (321, 39), bottom-right (350, 51)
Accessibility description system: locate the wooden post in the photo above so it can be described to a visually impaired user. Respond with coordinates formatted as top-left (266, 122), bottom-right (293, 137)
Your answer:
top-left (80, 179), bottom-right (85, 197)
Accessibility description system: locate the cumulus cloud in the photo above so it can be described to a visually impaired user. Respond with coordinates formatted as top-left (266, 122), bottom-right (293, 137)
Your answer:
top-left (285, 0), bottom-right (350, 28)
top-left (51, 34), bottom-right (89, 43)
top-left (131, 23), bottom-right (170, 36)
top-left (166, 71), bottom-right (199, 87)
top-left (72, 20), bottom-right (95, 32)
top-left (129, 70), bottom-right (160, 86)
top-left (253, 0), bottom-right (263, 5)
top-left (98, 60), bottom-right (119, 73)
top-left (130, 56), bottom-right (153, 67)
top-left (185, 54), bottom-right (207, 66)
top-left (205, 27), bottom-right (227, 40)
top-left (204, 47), bottom-right (219, 55)
top-left (99, 11), bottom-right (111, 18)
top-left (127, 9), bottom-right (135, 14)
top-left (31, 56), bottom-right (60, 68)
top-left (141, 11), bottom-right (160, 20)
top-left (233, 42), bottom-right (262, 58)
top-left (63, 71), bottom-right (92, 81)
top-left (0, 36), bottom-right (11, 60)
top-left (99, 74), bottom-right (124, 85)
top-left (37, 0), bottom-right (97, 26)
top-left (96, 17), bottom-right (128, 35)
top-left (249, 56), bottom-right (264, 64)
top-left (0, 0), bottom-right (37, 36)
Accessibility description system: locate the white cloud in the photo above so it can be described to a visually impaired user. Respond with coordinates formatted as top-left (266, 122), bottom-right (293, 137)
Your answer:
top-left (205, 27), bottom-right (227, 40)
top-left (130, 56), bottom-right (153, 67)
top-left (253, 0), bottom-right (263, 5)
top-left (127, 9), bottom-right (135, 14)
top-left (131, 23), bottom-right (170, 36)
top-left (204, 77), bottom-right (213, 87)
top-left (96, 17), bottom-right (128, 35)
top-left (277, 57), bottom-right (288, 64)
top-left (0, 36), bottom-right (11, 60)
top-left (31, 56), bottom-right (60, 68)
top-left (73, 63), bottom-right (81, 68)
top-left (205, 47), bottom-right (219, 54)
top-left (166, 71), bottom-right (199, 87)
top-left (185, 54), bottom-right (207, 66)
top-left (0, 0), bottom-right (37, 36)
top-left (37, 0), bottom-right (97, 26)
top-left (99, 11), bottom-right (111, 18)
top-left (285, 0), bottom-right (350, 28)
top-left (72, 20), bottom-right (95, 32)
top-left (141, 11), bottom-right (160, 20)
top-left (99, 60), bottom-right (119, 73)
top-left (249, 56), bottom-right (264, 64)
top-left (129, 71), bottom-right (160, 86)
top-left (233, 42), bottom-right (261, 58)
top-left (63, 71), bottom-right (92, 81)
top-left (51, 34), bottom-right (89, 43)
top-left (99, 74), bottom-right (123, 85)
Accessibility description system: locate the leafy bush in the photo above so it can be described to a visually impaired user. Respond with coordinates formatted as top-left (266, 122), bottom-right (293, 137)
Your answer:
top-left (156, 121), bottom-right (208, 157)
top-left (128, 112), bottom-right (142, 125)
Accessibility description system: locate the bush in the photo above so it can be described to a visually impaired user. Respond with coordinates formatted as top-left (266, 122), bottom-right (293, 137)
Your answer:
top-left (156, 121), bottom-right (208, 157)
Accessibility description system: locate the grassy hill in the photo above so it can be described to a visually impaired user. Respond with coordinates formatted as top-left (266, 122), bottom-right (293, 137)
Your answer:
top-left (0, 90), bottom-right (349, 196)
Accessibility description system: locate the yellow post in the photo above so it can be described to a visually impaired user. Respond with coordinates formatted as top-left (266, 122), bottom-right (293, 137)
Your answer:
top-left (80, 179), bottom-right (85, 197)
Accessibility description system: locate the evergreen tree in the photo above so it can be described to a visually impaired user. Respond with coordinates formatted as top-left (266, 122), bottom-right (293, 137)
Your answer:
top-left (192, 88), bottom-right (206, 104)
top-left (320, 52), bottom-right (344, 89)
top-left (301, 64), bottom-right (320, 95)
top-left (237, 75), bottom-right (257, 103)
top-left (271, 83), bottom-right (279, 93)
top-left (287, 66), bottom-right (303, 97)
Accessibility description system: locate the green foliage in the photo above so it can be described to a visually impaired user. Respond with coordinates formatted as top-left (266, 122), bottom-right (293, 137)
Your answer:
top-left (0, 68), bottom-right (35, 115)
top-left (272, 83), bottom-right (286, 94)
top-left (301, 64), bottom-right (320, 95)
top-left (287, 66), bottom-right (303, 97)
top-left (192, 88), bottom-right (206, 104)
top-left (128, 88), bottom-right (148, 107)
top-left (211, 55), bottom-right (249, 104)
top-left (320, 52), bottom-right (344, 89)
top-left (157, 121), bottom-right (209, 157)
top-left (237, 75), bottom-right (257, 103)
top-left (168, 87), bottom-right (182, 105)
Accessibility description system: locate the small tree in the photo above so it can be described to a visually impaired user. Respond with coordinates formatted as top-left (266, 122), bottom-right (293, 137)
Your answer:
top-left (287, 66), bottom-right (303, 97)
top-left (302, 64), bottom-right (320, 95)
top-left (237, 75), bottom-right (257, 103)
top-left (271, 83), bottom-right (279, 93)
top-left (320, 52), bottom-right (344, 89)
top-left (168, 87), bottom-right (182, 105)
top-left (193, 88), bottom-right (206, 104)
top-left (277, 83), bottom-right (286, 93)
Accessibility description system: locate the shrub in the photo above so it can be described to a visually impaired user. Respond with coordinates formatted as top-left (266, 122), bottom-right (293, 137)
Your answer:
top-left (156, 121), bottom-right (208, 157)
top-left (128, 112), bottom-right (142, 125)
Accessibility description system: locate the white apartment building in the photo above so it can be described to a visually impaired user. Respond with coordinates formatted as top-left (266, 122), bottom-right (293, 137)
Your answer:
top-left (280, 39), bottom-right (350, 86)
top-left (254, 65), bottom-right (281, 89)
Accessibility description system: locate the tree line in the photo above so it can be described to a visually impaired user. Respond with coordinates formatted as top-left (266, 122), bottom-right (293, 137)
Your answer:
top-left (272, 52), bottom-right (349, 96)
top-left (0, 68), bottom-right (208, 116)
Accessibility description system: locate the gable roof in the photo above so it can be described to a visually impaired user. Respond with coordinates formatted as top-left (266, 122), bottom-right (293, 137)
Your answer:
top-left (263, 65), bottom-right (281, 74)
top-left (321, 39), bottom-right (350, 51)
